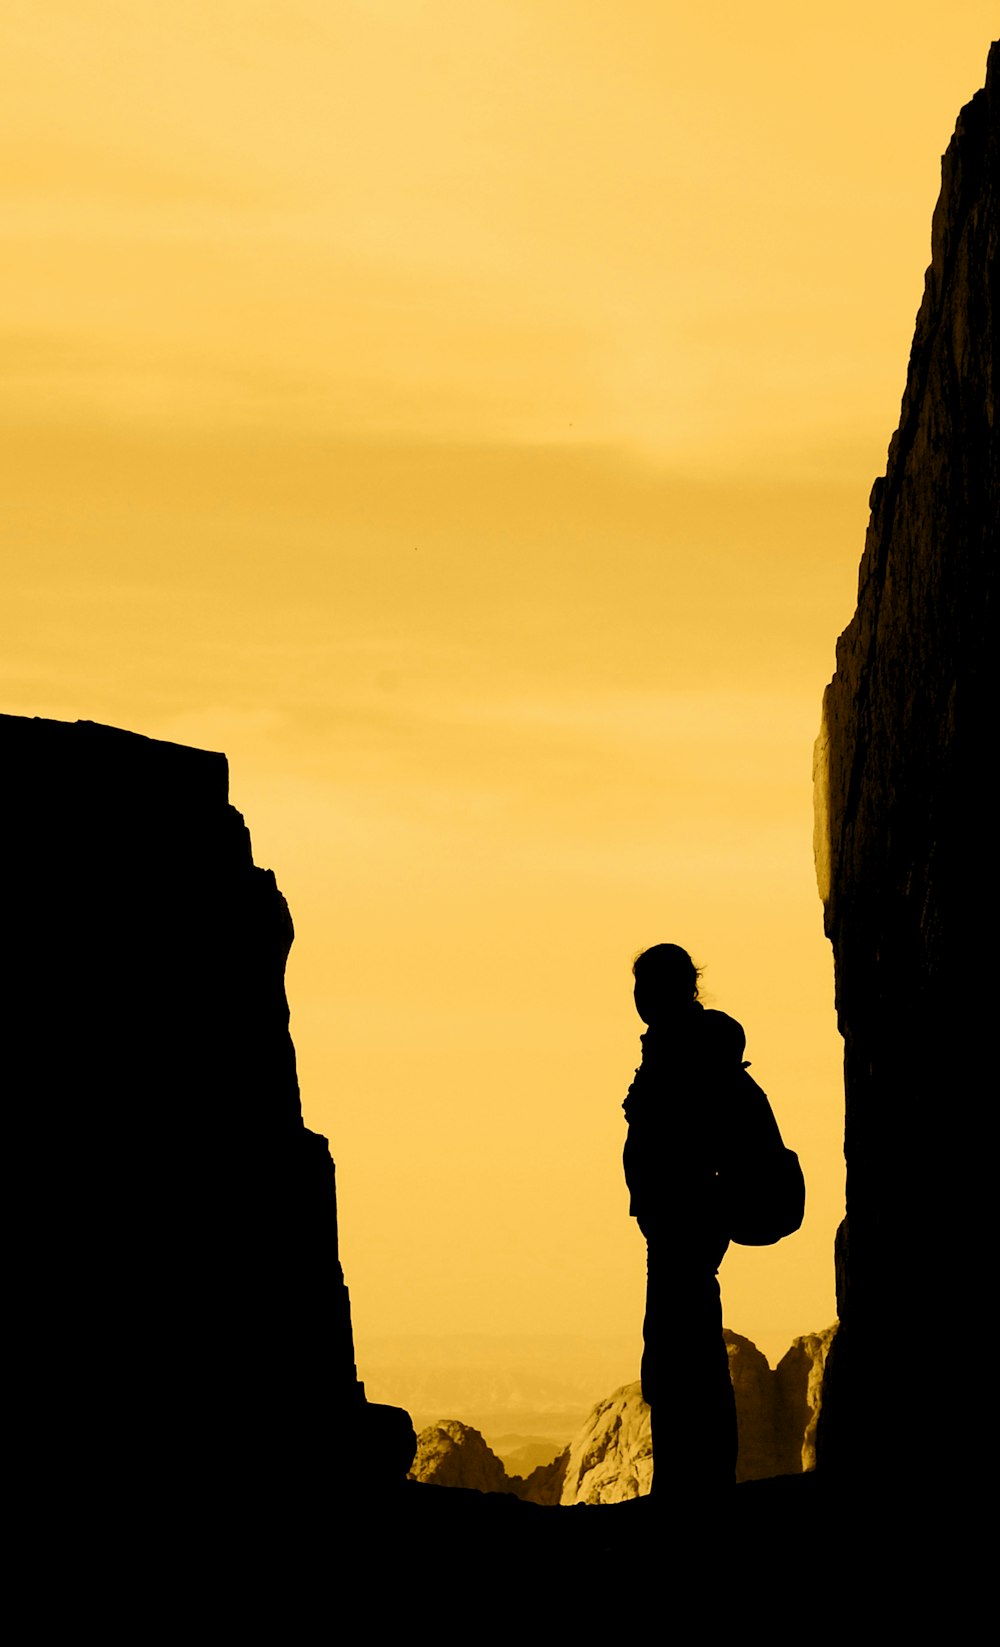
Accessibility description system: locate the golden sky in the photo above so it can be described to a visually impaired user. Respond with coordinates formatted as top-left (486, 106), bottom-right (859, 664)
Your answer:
top-left (2, 4), bottom-right (994, 1377)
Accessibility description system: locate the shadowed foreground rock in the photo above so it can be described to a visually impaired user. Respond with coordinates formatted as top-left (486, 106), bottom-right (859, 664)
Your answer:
top-left (4, 713), bottom-right (413, 1517)
top-left (814, 41), bottom-right (997, 1490)
top-left (775, 1327), bottom-right (836, 1473)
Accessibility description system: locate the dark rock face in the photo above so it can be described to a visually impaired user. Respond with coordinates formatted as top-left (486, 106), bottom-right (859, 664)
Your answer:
top-left (3, 714), bottom-right (413, 1510)
top-left (773, 1327), bottom-right (836, 1474)
top-left (726, 1331), bottom-right (777, 1482)
top-left (814, 45), bottom-right (997, 1484)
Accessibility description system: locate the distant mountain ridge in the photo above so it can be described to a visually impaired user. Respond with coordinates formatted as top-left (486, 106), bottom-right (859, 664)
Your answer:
top-left (361, 1331), bottom-right (640, 1441)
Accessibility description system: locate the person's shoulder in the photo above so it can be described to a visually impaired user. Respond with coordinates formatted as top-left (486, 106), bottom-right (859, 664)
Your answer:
top-left (698, 1007), bottom-right (746, 1062)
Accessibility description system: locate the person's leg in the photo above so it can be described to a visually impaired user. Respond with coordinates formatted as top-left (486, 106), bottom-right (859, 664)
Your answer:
top-left (640, 1238), bottom-right (665, 1496)
top-left (642, 1244), bottom-right (736, 1497)
top-left (684, 1270), bottom-right (737, 1491)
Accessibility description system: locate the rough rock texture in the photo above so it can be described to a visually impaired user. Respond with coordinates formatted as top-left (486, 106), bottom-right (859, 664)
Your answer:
top-left (813, 44), bottom-right (997, 1485)
top-left (774, 1327), bottom-right (837, 1474)
top-left (727, 1331), bottom-right (782, 1482)
top-left (408, 1421), bottom-right (572, 1501)
top-left (3, 714), bottom-right (413, 1514)
top-left (410, 1421), bottom-right (516, 1494)
top-left (556, 1382), bottom-right (652, 1504)
top-left (517, 1450), bottom-right (571, 1506)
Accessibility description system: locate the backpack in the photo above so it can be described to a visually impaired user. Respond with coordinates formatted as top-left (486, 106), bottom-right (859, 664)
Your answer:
top-left (719, 1066), bottom-right (805, 1246)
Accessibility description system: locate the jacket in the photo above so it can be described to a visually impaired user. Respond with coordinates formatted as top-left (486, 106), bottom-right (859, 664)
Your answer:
top-left (622, 1001), bottom-right (746, 1258)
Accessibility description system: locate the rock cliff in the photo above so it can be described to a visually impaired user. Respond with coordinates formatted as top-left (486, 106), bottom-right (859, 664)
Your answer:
top-left (814, 43), bottom-right (997, 1485)
top-left (3, 714), bottom-right (413, 1519)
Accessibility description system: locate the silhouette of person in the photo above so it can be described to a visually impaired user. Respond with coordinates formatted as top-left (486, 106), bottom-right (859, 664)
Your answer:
top-left (622, 943), bottom-right (741, 1498)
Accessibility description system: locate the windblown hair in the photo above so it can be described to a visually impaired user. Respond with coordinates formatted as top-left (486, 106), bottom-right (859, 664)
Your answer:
top-left (632, 943), bottom-right (701, 1001)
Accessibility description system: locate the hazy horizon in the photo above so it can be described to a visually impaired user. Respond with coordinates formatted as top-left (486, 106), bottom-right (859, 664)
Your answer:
top-left (359, 1322), bottom-right (832, 1449)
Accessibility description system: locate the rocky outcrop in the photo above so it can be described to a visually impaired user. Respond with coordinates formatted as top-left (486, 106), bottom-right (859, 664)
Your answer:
top-left (727, 1331), bottom-right (782, 1482)
top-left (549, 1328), bottom-right (834, 1503)
top-left (3, 714), bottom-right (413, 1515)
top-left (517, 1451), bottom-right (571, 1506)
top-left (814, 44), bottom-right (997, 1485)
top-left (412, 1328), bottom-right (834, 1504)
top-left (409, 1420), bottom-right (570, 1501)
top-left (774, 1327), bottom-right (837, 1474)
top-left (410, 1421), bottom-right (516, 1494)
top-left (555, 1382), bottom-right (651, 1504)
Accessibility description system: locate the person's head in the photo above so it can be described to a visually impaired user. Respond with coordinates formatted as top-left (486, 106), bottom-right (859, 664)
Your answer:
top-left (632, 943), bottom-right (700, 1025)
